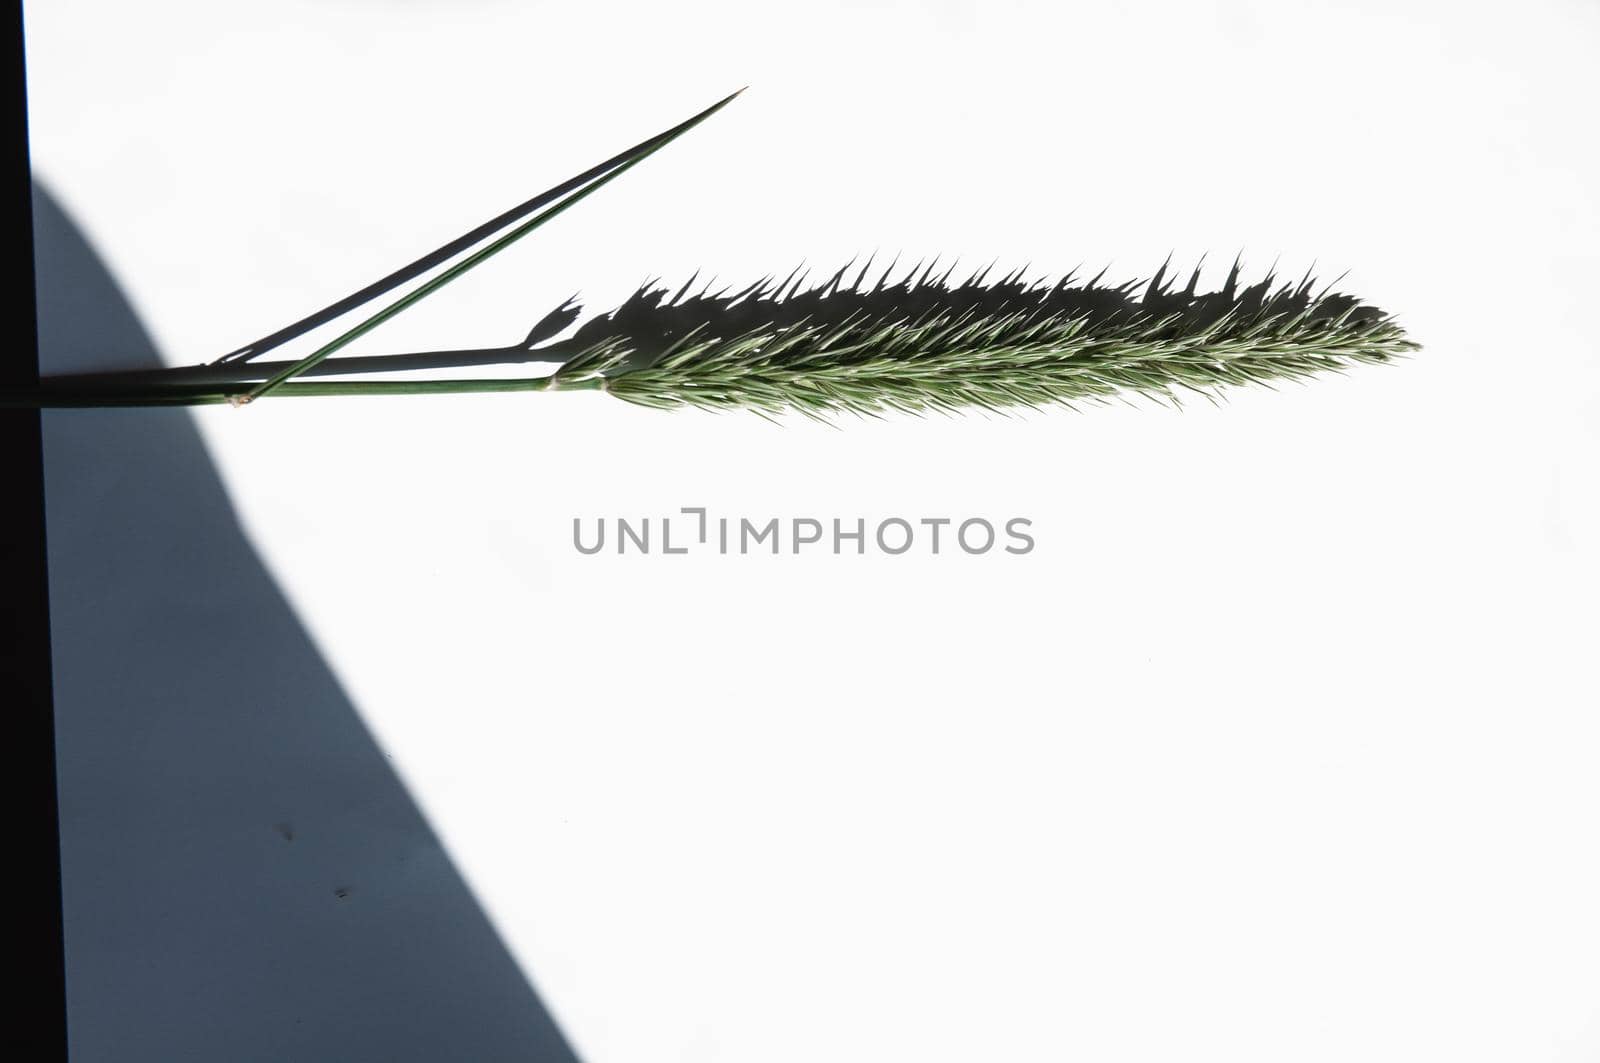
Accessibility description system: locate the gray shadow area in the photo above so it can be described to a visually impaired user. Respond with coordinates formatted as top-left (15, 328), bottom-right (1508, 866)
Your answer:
top-left (36, 184), bottom-right (580, 1063)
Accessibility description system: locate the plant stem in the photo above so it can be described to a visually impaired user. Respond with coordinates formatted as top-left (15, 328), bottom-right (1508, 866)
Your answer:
top-left (1, 374), bottom-right (604, 409)
top-left (35, 339), bottom-right (580, 392)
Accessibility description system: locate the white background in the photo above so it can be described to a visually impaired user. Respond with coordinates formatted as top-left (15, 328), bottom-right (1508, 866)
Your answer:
top-left (25, 1), bottom-right (1600, 1060)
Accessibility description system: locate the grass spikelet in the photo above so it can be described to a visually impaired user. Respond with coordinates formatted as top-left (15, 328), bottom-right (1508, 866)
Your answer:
top-left (544, 256), bottom-right (1418, 418)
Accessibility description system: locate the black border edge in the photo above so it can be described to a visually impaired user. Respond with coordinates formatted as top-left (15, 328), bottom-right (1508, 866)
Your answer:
top-left (2, 1), bottom-right (68, 1058)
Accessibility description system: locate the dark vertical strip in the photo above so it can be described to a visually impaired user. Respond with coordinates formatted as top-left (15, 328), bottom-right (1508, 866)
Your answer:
top-left (1, 2), bottom-right (67, 1059)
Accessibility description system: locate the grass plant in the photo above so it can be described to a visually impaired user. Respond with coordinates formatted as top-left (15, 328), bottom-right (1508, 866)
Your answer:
top-left (8, 89), bottom-right (1416, 415)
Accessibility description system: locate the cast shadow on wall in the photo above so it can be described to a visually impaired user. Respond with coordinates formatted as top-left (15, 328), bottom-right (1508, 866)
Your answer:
top-left (35, 183), bottom-right (580, 1063)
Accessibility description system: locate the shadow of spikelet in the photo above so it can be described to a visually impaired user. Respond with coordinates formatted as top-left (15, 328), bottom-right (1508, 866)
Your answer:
top-left (534, 255), bottom-right (1418, 418)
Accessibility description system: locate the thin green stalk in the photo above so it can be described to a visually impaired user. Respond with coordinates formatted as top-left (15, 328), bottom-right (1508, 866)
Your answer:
top-left (38, 340), bottom-right (579, 392)
top-left (2, 375), bottom-right (603, 409)
top-left (242, 88), bottom-right (744, 404)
